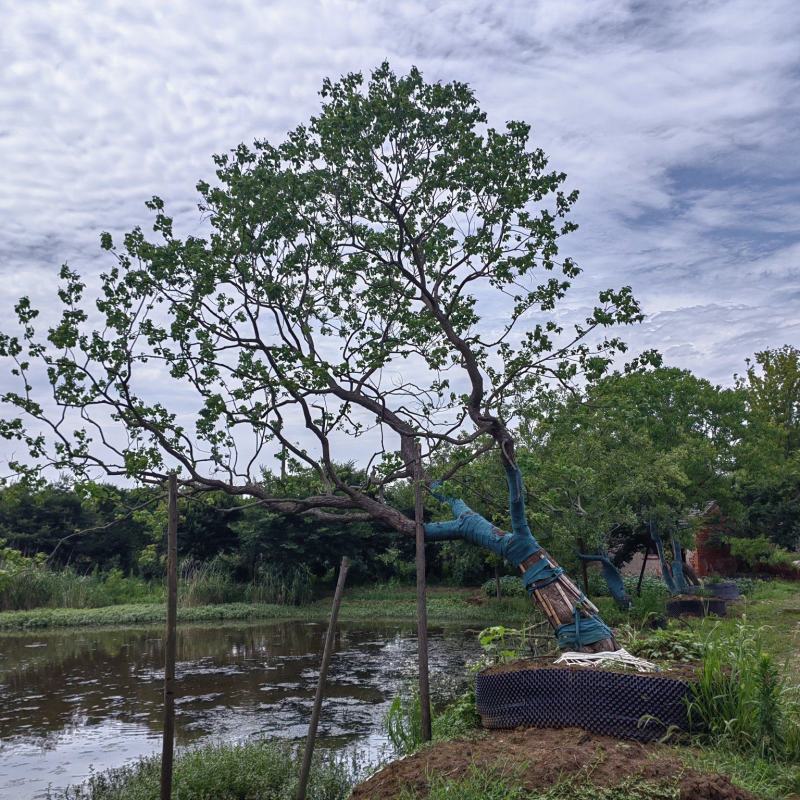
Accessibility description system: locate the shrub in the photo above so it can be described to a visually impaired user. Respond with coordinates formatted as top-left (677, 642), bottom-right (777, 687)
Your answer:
top-left (481, 575), bottom-right (525, 598)
top-left (727, 535), bottom-right (799, 571)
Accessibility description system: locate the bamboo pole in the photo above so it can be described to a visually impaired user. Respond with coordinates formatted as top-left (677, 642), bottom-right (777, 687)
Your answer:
top-left (296, 556), bottom-right (350, 800)
top-left (414, 441), bottom-right (432, 743)
top-left (160, 473), bottom-right (178, 800)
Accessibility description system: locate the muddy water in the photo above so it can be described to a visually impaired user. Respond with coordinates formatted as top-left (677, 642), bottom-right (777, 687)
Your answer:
top-left (0, 620), bottom-right (480, 800)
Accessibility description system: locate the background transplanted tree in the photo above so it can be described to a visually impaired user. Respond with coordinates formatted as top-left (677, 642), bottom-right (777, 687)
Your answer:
top-left (516, 368), bottom-right (743, 600)
top-left (0, 64), bottom-right (650, 652)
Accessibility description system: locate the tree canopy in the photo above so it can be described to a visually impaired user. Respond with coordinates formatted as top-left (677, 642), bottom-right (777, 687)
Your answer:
top-left (0, 63), bottom-right (645, 532)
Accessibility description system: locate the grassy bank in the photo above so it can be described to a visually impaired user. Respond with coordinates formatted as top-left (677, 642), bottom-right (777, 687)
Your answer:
top-left (47, 738), bottom-right (356, 800)
top-left (0, 584), bottom-right (533, 631)
top-left (0, 544), bottom-right (314, 612)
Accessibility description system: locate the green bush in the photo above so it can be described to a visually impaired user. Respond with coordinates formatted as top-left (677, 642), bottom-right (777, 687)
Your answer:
top-left (481, 574), bottom-right (525, 598)
top-left (0, 541), bottom-right (158, 612)
top-left (727, 535), bottom-right (799, 570)
top-left (47, 739), bottom-right (354, 800)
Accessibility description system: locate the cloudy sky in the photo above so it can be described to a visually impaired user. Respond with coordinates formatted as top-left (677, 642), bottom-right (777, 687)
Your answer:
top-left (1, 0), bottom-right (798, 396)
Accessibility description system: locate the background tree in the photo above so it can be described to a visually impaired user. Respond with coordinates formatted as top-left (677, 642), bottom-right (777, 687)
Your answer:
top-left (0, 64), bottom-right (649, 651)
top-left (735, 346), bottom-right (800, 549)
top-left (516, 368), bottom-right (743, 598)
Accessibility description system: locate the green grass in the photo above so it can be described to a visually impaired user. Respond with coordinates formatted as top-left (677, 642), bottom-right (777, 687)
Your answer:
top-left (46, 739), bottom-right (355, 800)
top-left (396, 764), bottom-right (683, 800)
top-left (681, 745), bottom-right (800, 799)
top-left (0, 555), bottom-right (314, 613)
top-left (0, 584), bottom-right (534, 631)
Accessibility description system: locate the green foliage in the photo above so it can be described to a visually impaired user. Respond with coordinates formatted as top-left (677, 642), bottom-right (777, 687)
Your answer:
top-left (477, 625), bottom-right (529, 664)
top-left (727, 535), bottom-right (799, 570)
top-left (626, 624), bottom-right (705, 663)
top-left (0, 540), bottom-right (315, 613)
top-left (517, 368), bottom-right (743, 563)
top-left (476, 620), bottom-right (554, 665)
top-left (432, 688), bottom-right (481, 741)
top-left (0, 542), bottom-right (158, 612)
top-left (591, 576), bottom-right (668, 628)
top-left (178, 557), bottom-right (242, 606)
top-left (688, 623), bottom-right (800, 763)
top-left (439, 541), bottom-right (494, 586)
top-left (385, 686), bottom-right (480, 756)
top-left (686, 743), bottom-right (800, 799)
top-left (385, 690), bottom-right (426, 755)
top-left (375, 547), bottom-right (417, 584)
top-left (47, 739), bottom-right (355, 800)
top-left (481, 575), bottom-right (525, 598)
top-left (0, 584), bottom-right (535, 631)
top-left (733, 576), bottom-right (758, 595)
top-left (735, 346), bottom-right (800, 549)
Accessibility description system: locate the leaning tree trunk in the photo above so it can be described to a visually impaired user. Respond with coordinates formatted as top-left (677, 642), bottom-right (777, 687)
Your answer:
top-left (577, 550), bottom-right (632, 610)
top-left (425, 464), bottom-right (617, 653)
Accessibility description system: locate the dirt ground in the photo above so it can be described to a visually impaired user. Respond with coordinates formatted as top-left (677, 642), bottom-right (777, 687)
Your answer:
top-left (350, 727), bottom-right (756, 800)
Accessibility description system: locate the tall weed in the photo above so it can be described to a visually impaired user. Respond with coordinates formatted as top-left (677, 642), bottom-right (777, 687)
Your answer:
top-left (688, 622), bottom-right (800, 762)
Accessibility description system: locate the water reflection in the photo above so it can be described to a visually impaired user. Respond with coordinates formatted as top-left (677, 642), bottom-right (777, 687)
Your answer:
top-left (0, 620), bottom-right (479, 800)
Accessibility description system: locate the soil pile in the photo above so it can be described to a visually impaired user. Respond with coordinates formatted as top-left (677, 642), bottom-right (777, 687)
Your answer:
top-left (351, 727), bottom-right (755, 800)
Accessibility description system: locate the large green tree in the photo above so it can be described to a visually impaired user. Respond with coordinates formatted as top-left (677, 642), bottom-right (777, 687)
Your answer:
top-left (518, 368), bottom-right (743, 599)
top-left (0, 64), bottom-right (648, 651)
top-left (735, 346), bottom-right (800, 548)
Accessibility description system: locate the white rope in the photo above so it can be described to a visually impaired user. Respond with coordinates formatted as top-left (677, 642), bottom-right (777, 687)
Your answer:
top-left (554, 647), bottom-right (659, 673)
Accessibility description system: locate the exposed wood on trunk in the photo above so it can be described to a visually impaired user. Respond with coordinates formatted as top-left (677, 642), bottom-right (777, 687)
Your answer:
top-left (521, 548), bottom-right (616, 653)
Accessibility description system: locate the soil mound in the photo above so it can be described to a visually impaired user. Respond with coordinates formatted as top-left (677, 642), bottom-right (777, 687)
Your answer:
top-left (351, 727), bottom-right (755, 800)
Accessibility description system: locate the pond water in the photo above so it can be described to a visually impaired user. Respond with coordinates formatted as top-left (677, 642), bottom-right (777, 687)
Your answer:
top-left (0, 620), bottom-right (481, 800)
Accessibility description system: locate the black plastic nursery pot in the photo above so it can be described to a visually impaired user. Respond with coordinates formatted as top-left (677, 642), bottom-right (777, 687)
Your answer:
top-left (475, 665), bottom-right (693, 742)
top-left (705, 581), bottom-right (741, 601)
top-left (666, 597), bottom-right (727, 618)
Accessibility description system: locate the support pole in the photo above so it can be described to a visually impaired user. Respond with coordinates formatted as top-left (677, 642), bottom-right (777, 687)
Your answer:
top-left (296, 556), bottom-right (349, 800)
top-left (414, 441), bottom-right (432, 743)
top-left (160, 473), bottom-right (178, 800)
top-left (577, 538), bottom-right (590, 595)
top-left (636, 544), bottom-right (649, 597)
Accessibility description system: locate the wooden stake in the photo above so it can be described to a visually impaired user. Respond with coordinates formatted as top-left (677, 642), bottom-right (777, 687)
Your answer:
top-left (160, 473), bottom-right (178, 800)
top-left (553, 580), bottom-right (573, 611)
top-left (577, 538), bottom-right (590, 595)
top-left (637, 545), bottom-right (649, 597)
top-left (534, 589), bottom-right (558, 623)
top-left (413, 441), bottom-right (432, 743)
top-left (296, 556), bottom-right (349, 800)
